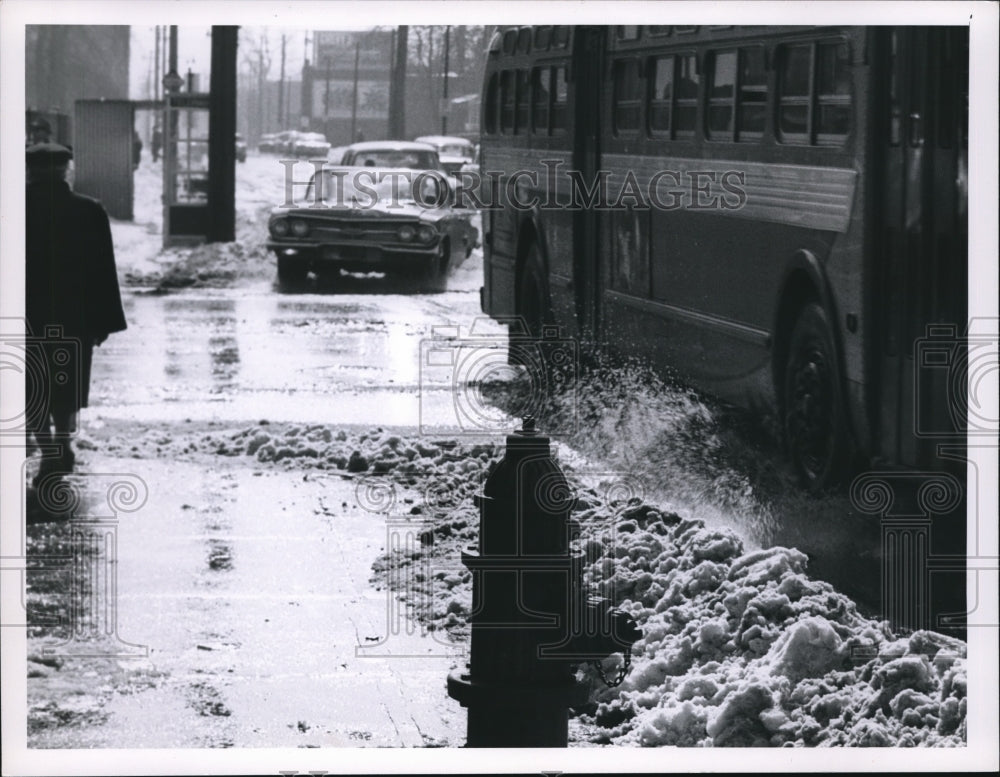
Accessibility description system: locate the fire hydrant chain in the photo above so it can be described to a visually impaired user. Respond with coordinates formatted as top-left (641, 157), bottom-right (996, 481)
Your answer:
top-left (590, 647), bottom-right (632, 688)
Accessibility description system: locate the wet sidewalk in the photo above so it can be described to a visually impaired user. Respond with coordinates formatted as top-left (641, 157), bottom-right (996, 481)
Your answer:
top-left (27, 454), bottom-right (465, 748)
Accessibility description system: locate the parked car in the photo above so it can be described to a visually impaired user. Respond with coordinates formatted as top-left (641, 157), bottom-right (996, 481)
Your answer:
top-left (258, 132), bottom-right (278, 153)
top-left (291, 131), bottom-right (331, 158)
top-left (266, 140), bottom-right (477, 291)
top-left (273, 130), bottom-right (299, 156)
top-left (413, 135), bottom-right (476, 175)
top-left (460, 143), bottom-right (481, 177)
top-left (235, 133), bottom-right (247, 162)
top-left (340, 140), bottom-right (442, 170)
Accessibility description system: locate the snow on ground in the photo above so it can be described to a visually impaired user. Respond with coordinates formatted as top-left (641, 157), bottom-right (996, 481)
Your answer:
top-left (112, 155), bottom-right (278, 290)
top-left (48, 419), bottom-right (967, 748)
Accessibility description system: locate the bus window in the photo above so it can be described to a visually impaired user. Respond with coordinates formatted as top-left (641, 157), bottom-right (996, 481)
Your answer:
top-left (500, 70), bottom-right (515, 134)
top-left (534, 26), bottom-right (552, 50)
top-left (707, 50), bottom-right (736, 138)
top-left (551, 66), bottom-right (568, 132)
top-left (518, 28), bottom-right (532, 53)
top-left (674, 54), bottom-right (700, 137)
top-left (888, 30), bottom-right (902, 146)
top-left (778, 43), bottom-right (811, 143)
top-left (647, 26), bottom-right (671, 36)
top-left (738, 47), bottom-right (767, 139)
top-left (485, 73), bottom-right (499, 135)
top-left (816, 41), bottom-right (851, 143)
top-left (552, 26), bottom-right (569, 49)
top-left (532, 67), bottom-right (551, 133)
top-left (613, 59), bottom-right (642, 134)
top-left (648, 55), bottom-right (674, 134)
top-left (502, 30), bottom-right (517, 55)
top-left (516, 69), bottom-right (530, 132)
top-left (617, 26), bottom-right (640, 41)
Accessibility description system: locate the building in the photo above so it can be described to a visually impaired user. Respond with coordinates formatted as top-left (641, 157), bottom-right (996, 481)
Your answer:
top-left (25, 25), bottom-right (130, 145)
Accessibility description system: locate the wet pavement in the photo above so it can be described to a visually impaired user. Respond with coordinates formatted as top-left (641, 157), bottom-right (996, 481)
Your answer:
top-left (27, 458), bottom-right (462, 748)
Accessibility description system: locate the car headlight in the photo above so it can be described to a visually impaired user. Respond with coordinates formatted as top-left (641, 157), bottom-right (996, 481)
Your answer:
top-left (397, 225), bottom-right (416, 242)
top-left (291, 219), bottom-right (309, 237)
top-left (417, 225), bottom-right (436, 243)
top-left (270, 218), bottom-right (289, 237)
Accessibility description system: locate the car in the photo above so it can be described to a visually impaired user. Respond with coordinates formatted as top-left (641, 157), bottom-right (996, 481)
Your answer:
top-left (273, 130), bottom-right (299, 156)
top-left (235, 133), bottom-right (247, 162)
top-left (258, 132), bottom-right (278, 153)
top-left (266, 140), bottom-right (478, 291)
top-left (291, 131), bottom-right (331, 158)
top-left (340, 140), bottom-right (442, 170)
top-left (459, 143), bottom-right (481, 177)
top-left (413, 135), bottom-right (476, 175)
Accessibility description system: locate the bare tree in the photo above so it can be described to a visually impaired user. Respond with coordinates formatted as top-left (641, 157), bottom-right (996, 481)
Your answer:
top-left (240, 29), bottom-right (272, 143)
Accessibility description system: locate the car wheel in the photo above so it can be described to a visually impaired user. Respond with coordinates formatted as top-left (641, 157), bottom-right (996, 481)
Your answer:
top-left (276, 254), bottom-right (308, 287)
top-left (783, 302), bottom-right (851, 492)
top-left (419, 241), bottom-right (449, 293)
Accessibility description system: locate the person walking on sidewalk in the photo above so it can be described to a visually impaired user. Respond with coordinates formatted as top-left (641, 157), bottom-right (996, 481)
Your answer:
top-left (25, 142), bottom-right (127, 485)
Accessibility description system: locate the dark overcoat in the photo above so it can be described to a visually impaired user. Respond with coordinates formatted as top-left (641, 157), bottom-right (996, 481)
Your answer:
top-left (25, 180), bottom-right (127, 415)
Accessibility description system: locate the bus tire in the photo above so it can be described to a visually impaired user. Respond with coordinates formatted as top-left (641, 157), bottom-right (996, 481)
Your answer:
top-left (511, 245), bottom-right (550, 366)
top-left (783, 302), bottom-right (851, 492)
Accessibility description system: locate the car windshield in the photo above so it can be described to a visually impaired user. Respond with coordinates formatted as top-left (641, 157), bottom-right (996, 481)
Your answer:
top-left (347, 150), bottom-right (439, 169)
top-left (302, 168), bottom-right (447, 208)
top-left (438, 143), bottom-right (473, 158)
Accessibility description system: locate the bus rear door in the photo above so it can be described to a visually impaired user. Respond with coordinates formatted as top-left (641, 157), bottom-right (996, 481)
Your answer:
top-left (873, 27), bottom-right (968, 470)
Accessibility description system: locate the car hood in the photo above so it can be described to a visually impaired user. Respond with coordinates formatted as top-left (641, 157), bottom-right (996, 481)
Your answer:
top-left (271, 200), bottom-right (443, 221)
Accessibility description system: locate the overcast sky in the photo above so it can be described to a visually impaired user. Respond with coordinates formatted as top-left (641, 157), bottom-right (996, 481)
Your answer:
top-left (128, 26), bottom-right (345, 99)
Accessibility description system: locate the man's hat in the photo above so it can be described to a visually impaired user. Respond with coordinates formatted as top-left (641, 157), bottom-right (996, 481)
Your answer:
top-left (26, 142), bottom-right (73, 165)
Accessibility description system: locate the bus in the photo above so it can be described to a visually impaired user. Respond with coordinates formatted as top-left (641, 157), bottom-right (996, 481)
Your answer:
top-left (477, 26), bottom-right (969, 491)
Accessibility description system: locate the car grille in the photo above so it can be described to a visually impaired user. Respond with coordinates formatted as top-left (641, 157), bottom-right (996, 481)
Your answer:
top-left (296, 216), bottom-right (430, 248)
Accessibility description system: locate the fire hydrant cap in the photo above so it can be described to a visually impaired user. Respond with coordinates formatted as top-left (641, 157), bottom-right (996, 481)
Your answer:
top-left (506, 416), bottom-right (550, 453)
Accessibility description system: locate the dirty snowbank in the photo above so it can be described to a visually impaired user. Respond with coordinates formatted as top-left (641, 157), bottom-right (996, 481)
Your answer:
top-left (112, 156), bottom-right (276, 290)
top-left (70, 420), bottom-right (968, 748)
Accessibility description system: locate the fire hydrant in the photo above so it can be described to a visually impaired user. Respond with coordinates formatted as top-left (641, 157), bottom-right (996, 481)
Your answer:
top-left (447, 418), bottom-right (642, 747)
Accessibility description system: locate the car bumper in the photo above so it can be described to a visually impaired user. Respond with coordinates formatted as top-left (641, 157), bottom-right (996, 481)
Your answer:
top-left (267, 240), bottom-right (439, 272)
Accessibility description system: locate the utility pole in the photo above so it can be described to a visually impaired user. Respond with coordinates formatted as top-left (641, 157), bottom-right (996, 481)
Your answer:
top-left (154, 26), bottom-right (161, 102)
top-left (350, 39), bottom-right (361, 142)
top-left (278, 33), bottom-right (286, 130)
top-left (441, 25), bottom-right (450, 135)
top-left (324, 58), bottom-right (331, 138)
top-left (389, 25), bottom-right (408, 139)
top-left (257, 43), bottom-right (264, 142)
top-left (208, 26), bottom-right (237, 243)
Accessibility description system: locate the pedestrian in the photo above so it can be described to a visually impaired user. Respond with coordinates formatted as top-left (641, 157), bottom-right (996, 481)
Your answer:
top-left (25, 143), bottom-right (127, 485)
top-left (27, 116), bottom-right (52, 146)
top-left (151, 125), bottom-right (163, 162)
top-left (133, 129), bottom-right (143, 169)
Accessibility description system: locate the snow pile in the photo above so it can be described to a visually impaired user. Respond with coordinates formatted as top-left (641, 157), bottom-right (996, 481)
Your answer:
top-left (68, 421), bottom-right (969, 747)
top-left (570, 500), bottom-right (967, 746)
top-left (115, 156), bottom-right (279, 290)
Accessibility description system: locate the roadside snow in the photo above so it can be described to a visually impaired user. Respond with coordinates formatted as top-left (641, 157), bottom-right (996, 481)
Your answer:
top-left (65, 420), bottom-right (967, 748)
top-left (113, 156), bottom-right (276, 290)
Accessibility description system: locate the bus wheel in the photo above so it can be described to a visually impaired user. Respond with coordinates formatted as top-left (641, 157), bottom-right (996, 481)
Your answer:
top-left (784, 303), bottom-right (850, 492)
top-left (511, 246), bottom-right (549, 367)
top-left (518, 246), bottom-right (548, 338)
